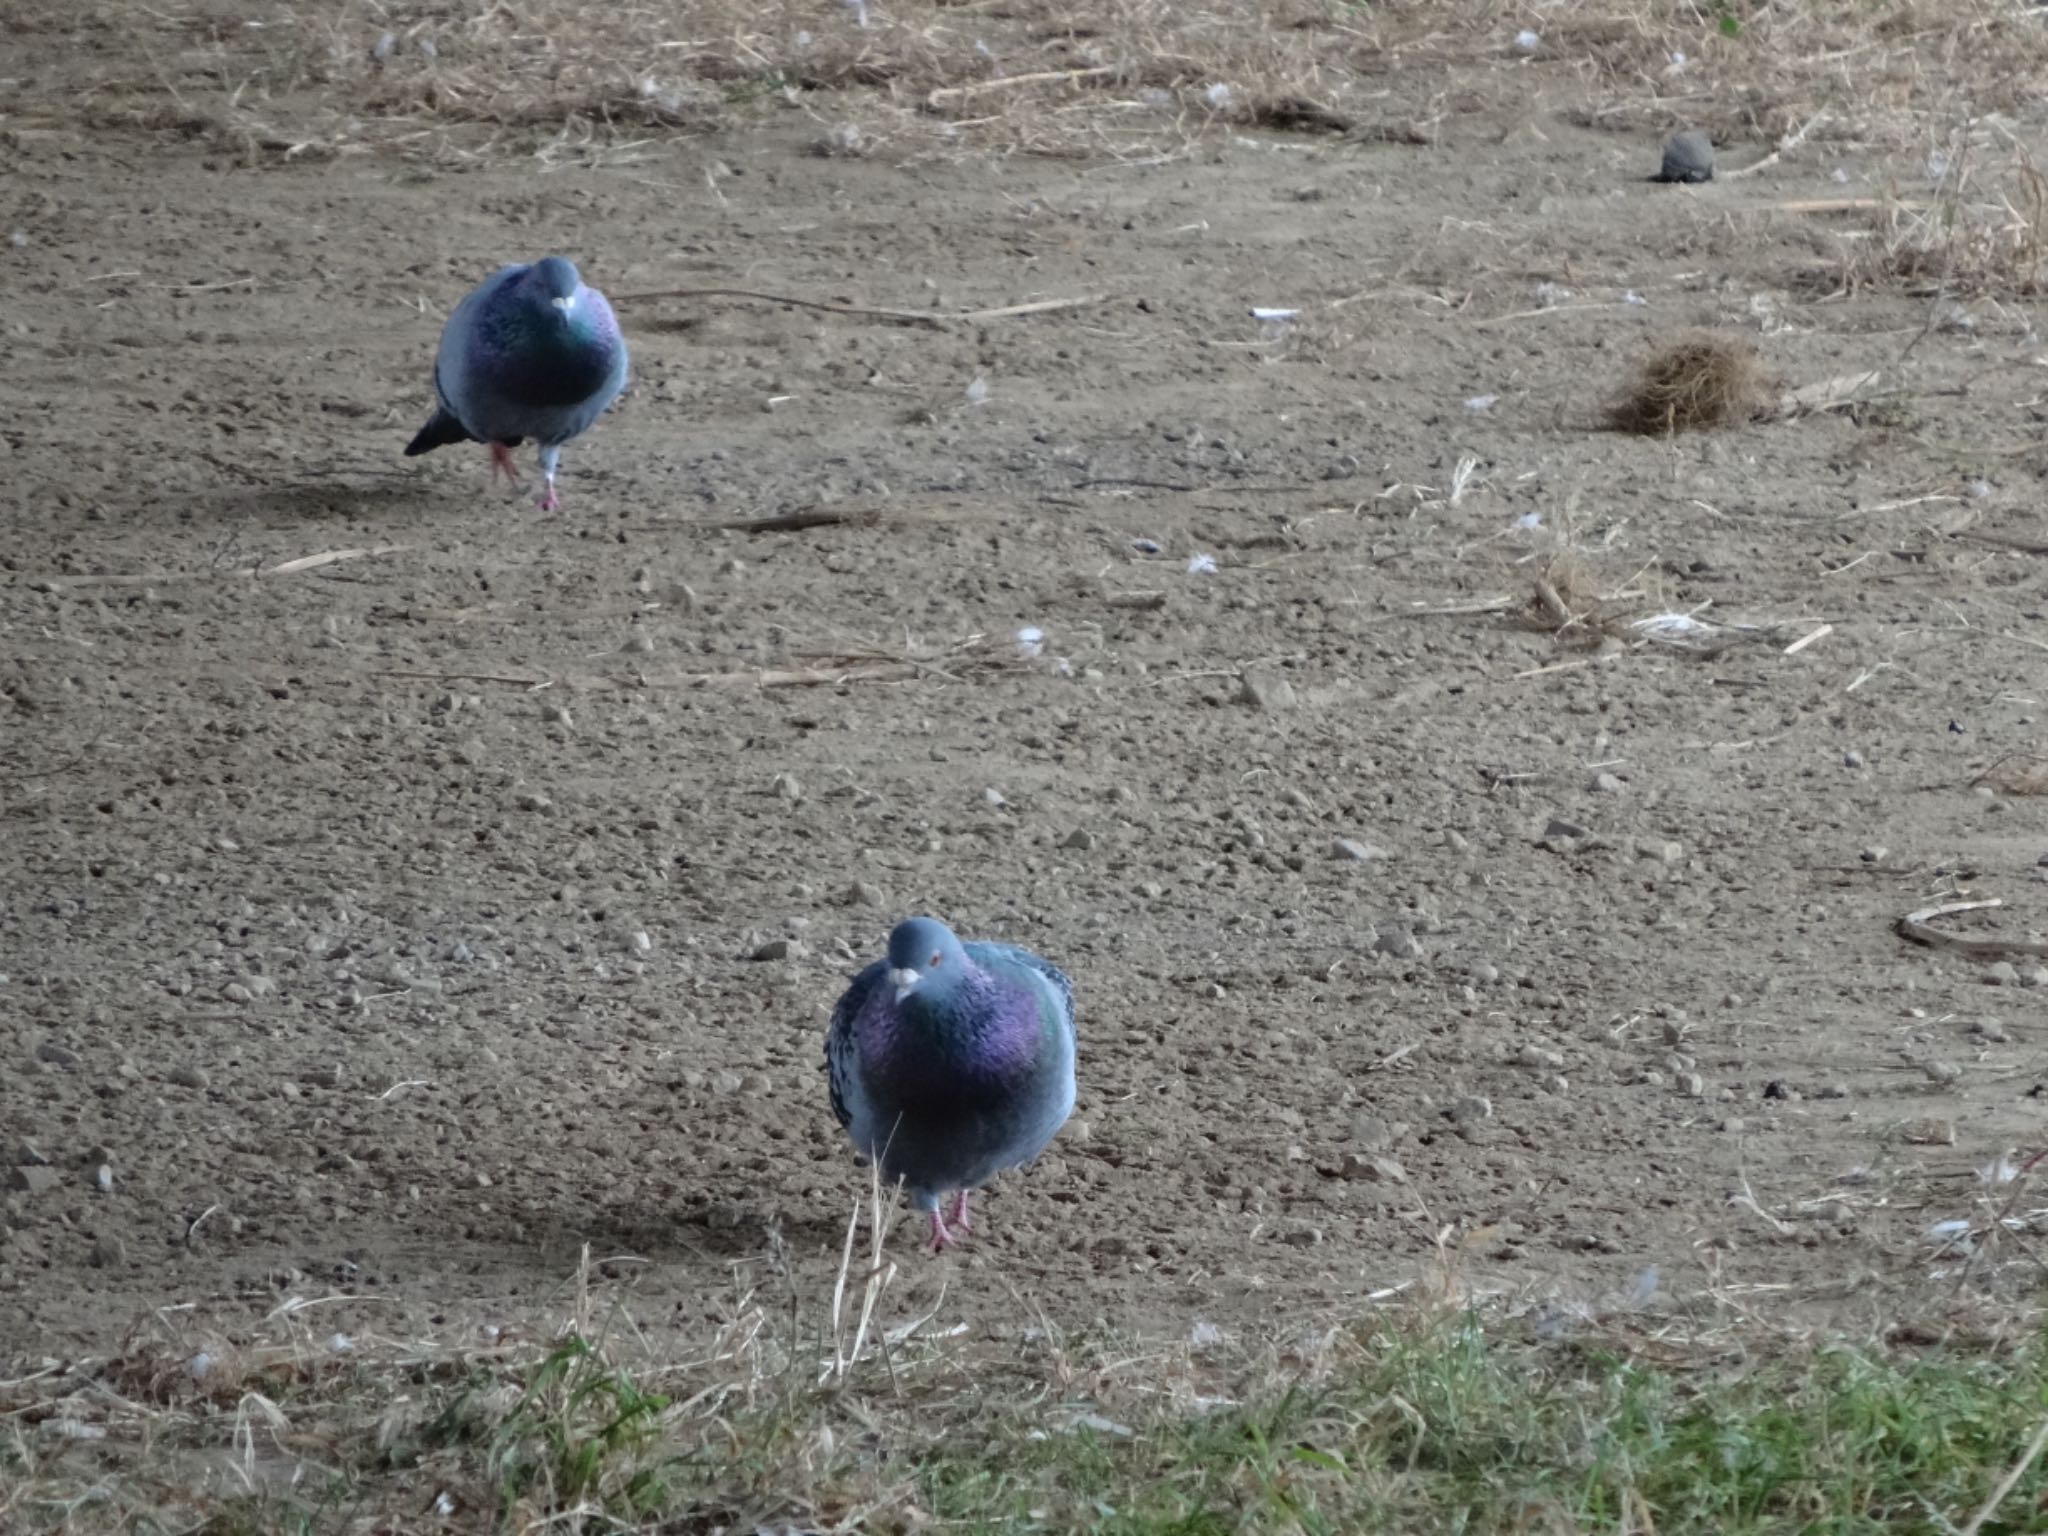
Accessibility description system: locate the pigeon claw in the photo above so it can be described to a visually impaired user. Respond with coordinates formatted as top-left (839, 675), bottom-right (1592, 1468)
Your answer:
top-left (537, 476), bottom-right (560, 513)
top-left (945, 1189), bottom-right (973, 1234)
top-left (926, 1209), bottom-right (960, 1253)
top-left (487, 442), bottom-right (521, 486)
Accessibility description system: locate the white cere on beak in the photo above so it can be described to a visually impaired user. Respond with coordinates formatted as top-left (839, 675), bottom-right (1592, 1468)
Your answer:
top-left (551, 293), bottom-right (576, 313)
top-left (887, 967), bottom-right (921, 1002)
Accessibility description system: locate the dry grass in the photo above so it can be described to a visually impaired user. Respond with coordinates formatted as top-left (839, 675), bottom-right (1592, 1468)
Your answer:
top-left (1609, 332), bottom-right (1772, 437)
top-left (12, 0), bottom-right (2048, 165)
top-left (1973, 751), bottom-right (2048, 796)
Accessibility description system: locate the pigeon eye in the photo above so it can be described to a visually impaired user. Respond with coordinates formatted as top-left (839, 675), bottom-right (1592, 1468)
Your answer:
top-left (929, 951), bottom-right (943, 967)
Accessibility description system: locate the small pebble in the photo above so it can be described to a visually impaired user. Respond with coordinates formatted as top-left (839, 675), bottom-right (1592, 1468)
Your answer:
top-left (91, 1235), bottom-right (126, 1268)
top-left (1062, 828), bottom-right (1095, 851)
top-left (1332, 837), bottom-right (1389, 862)
top-left (1860, 846), bottom-right (1888, 864)
top-left (749, 937), bottom-right (803, 962)
top-left (772, 773), bottom-right (803, 802)
top-left (1676, 1072), bottom-right (1705, 1098)
top-left (34, 1042), bottom-right (79, 1069)
top-left (1515, 1043), bottom-right (1565, 1071)
top-left (845, 880), bottom-right (884, 907)
top-left (1843, 750), bottom-right (1865, 769)
top-left (1722, 1117), bottom-right (1746, 1134)
top-left (1239, 671), bottom-right (1297, 712)
top-left (1340, 1153), bottom-right (1407, 1184)
top-left (1450, 1094), bottom-right (1493, 1123)
top-left (541, 704), bottom-right (574, 732)
top-left (168, 1064), bottom-right (210, 1090)
top-left (1987, 961), bottom-right (2020, 987)
top-left (1590, 772), bottom-right (1624, 794)
top-left (91, 1164), bottom-right (113, 1192)
top-left (8, 1166), bottom-right (59, 1196)
top-left (1654, 129), bottom-right (1715, 184)
top-left (1922, 1060), bottom-right (1962, 1085)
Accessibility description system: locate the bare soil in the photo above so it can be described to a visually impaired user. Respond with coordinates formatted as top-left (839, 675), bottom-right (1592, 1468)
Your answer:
top-left (7, 14), bottom-right (2048, 1369)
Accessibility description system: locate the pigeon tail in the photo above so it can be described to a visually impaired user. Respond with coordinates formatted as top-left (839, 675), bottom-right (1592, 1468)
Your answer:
top-left (404, 406), bottom-right (476, 457)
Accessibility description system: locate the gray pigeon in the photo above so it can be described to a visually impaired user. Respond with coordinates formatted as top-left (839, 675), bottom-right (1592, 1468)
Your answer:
top-left (405, 255), bottom-right (627, 511)
top-left (825, 916), bottom-right (1077, 1251)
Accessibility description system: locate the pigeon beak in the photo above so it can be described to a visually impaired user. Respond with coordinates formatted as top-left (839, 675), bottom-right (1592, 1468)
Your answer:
top-left (887, 967), bottom-right (921, 1002)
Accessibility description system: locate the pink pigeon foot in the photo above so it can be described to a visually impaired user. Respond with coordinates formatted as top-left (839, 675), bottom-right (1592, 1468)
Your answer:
top-left (945, 1190), bottom-right (973, 1233)
top-left (487, 442), bottom-right (521, 485)
top-left (926, 1209), bottom-right (960, 1252)
top-left (537, 477), bottom-right (560, 512)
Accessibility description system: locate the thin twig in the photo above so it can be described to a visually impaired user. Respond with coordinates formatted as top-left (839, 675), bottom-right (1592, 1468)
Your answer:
top-left (1897, 899), bottom-right (2048, 960)
top-left (1957, 1414), bottom-right (2048, 1536)
top-left (925, 65), bottom-right (1117, 104)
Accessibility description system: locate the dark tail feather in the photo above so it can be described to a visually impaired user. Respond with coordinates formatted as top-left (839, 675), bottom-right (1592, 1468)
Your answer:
top-left (404, 407), bottom-right (475, 457)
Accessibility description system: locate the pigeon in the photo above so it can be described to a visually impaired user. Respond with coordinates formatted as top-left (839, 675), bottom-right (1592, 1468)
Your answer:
top-left (404, 255), bottom-right (627, 511)
top-left (825, 916), bottom-right (1077, 1251)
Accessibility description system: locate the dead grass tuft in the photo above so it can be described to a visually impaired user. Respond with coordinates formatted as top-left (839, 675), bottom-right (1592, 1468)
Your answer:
top-left (1609, 333), bottom-right (1771, 437)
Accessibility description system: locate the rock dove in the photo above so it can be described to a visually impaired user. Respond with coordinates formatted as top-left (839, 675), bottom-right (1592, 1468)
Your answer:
top-left (825, 916), bottom-right (1077, 1251)
top-left (404, 255), bottom-right (627, 511)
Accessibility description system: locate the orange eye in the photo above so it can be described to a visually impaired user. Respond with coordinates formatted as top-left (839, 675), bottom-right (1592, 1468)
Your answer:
top-left (929, 951), bottom-right (943, 967)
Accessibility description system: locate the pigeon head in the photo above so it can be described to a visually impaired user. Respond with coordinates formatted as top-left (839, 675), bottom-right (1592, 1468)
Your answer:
top-left (527, 256), bottom-right (584, 314)
top-left (885, 916), bottom-right (970, 1004)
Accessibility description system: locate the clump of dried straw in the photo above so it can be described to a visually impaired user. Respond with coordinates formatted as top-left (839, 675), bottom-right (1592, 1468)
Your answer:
top-left (1609, 333), bottom-right (1770, 437)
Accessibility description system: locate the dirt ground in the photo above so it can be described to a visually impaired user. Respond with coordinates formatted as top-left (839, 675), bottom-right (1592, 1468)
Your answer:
top-left (6, 8), bottom-right (2048, 1374)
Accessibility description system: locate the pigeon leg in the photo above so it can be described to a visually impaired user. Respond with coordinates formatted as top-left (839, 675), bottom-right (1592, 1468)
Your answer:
top-left (926, 1209), bottom-right (959, 1252)
top-left (487, 442), bottom-right (521, 485)
top-left (945, 1189), bottom-right (972, 1233)
top-left (537, 445), bottom-right (562, 512)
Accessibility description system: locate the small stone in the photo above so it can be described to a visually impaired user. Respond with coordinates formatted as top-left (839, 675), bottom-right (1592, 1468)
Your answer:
top-left (1541, 817), bottom-right (1588, 845)
top-left (168, 1064), bottom-right (210, 1090)
top-left (1470, 961), bottom-right (1499, 985)
top-left (222, 982), bottom-right (254, 1005)
top-left (1340, 1153), bottom-right (1408, 1183)
top-left (1654, 129), bottom-right (1715, 184)
top-left (1860, 846), bottom-right (1888, 864)
top-left (1978, 1020), bottom-right (2013, 1043)
top-left (1349, 1114), bottom-right (1396, 1150)
top-left (1921, 1059), bottom-right (1962, 1085)
top-left (91, 1164), bottom-right (113, 1192)
top-left (1987, 961), bottom-right (2020, 987)
top-left (8, 1166), bottom-right (59, 1196)
top-left (1062, 828), bottom-right (1095, 851)
top-left (1721, 1117), bottom-right (1746, 1134)
top-left (772, 772), bottom-right (803, 802)
top-left (91, 1234), bottom-right (127, 1267)
top-left (1332, 837), bottom-right (1389, 862)
top-left (1843, 750), bottom-right (1866, 769)
top-left (1635, 838), bottom-right (1684, 865)
top-left (34, 1042), bottom-right (79, 1069)
top-left (1676, 1072), bottom-right (1705, 1098)
top-left (2028, 969), bottom-right (2048, 990)
top-left (516, 791), bottom-right (553, 813)
top-left (983, 787), bottom-right (1007, 807)
top-left (620, 633), bottom-right (655, 654)
top-left (845, 880), bottom-right (884, 907)
top-left (711, 1070), bottom-right (745, 1096)
top-left (1372, 925), bottom-right (1423, 960)
top-left (1661, 1019), bottom-right (1690, 1047)
top-left (1815, 1083), bottom-right (1849, 1100)
top-left (305, 1064), bottom-right (345, 1090)
top-left (541, 704), bottom-right (574, 731)
top-left (1516, 1043), bottom-right (1565, 1071)
top-left (474, 1170), bottom-right (493, 1189)
top-left (1591, 772), bottom-right (1624, 794)
top-left (749, 937), bottom-right (803, 962)
top-left (1238, 671), bottom-right (1297, 712)
top-left (1450, 1095), bottom-right (1493, 1123)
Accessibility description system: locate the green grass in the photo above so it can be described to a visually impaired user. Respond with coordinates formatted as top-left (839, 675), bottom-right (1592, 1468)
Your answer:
top-left (10, 1310), bottom-right (2046, 1534)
